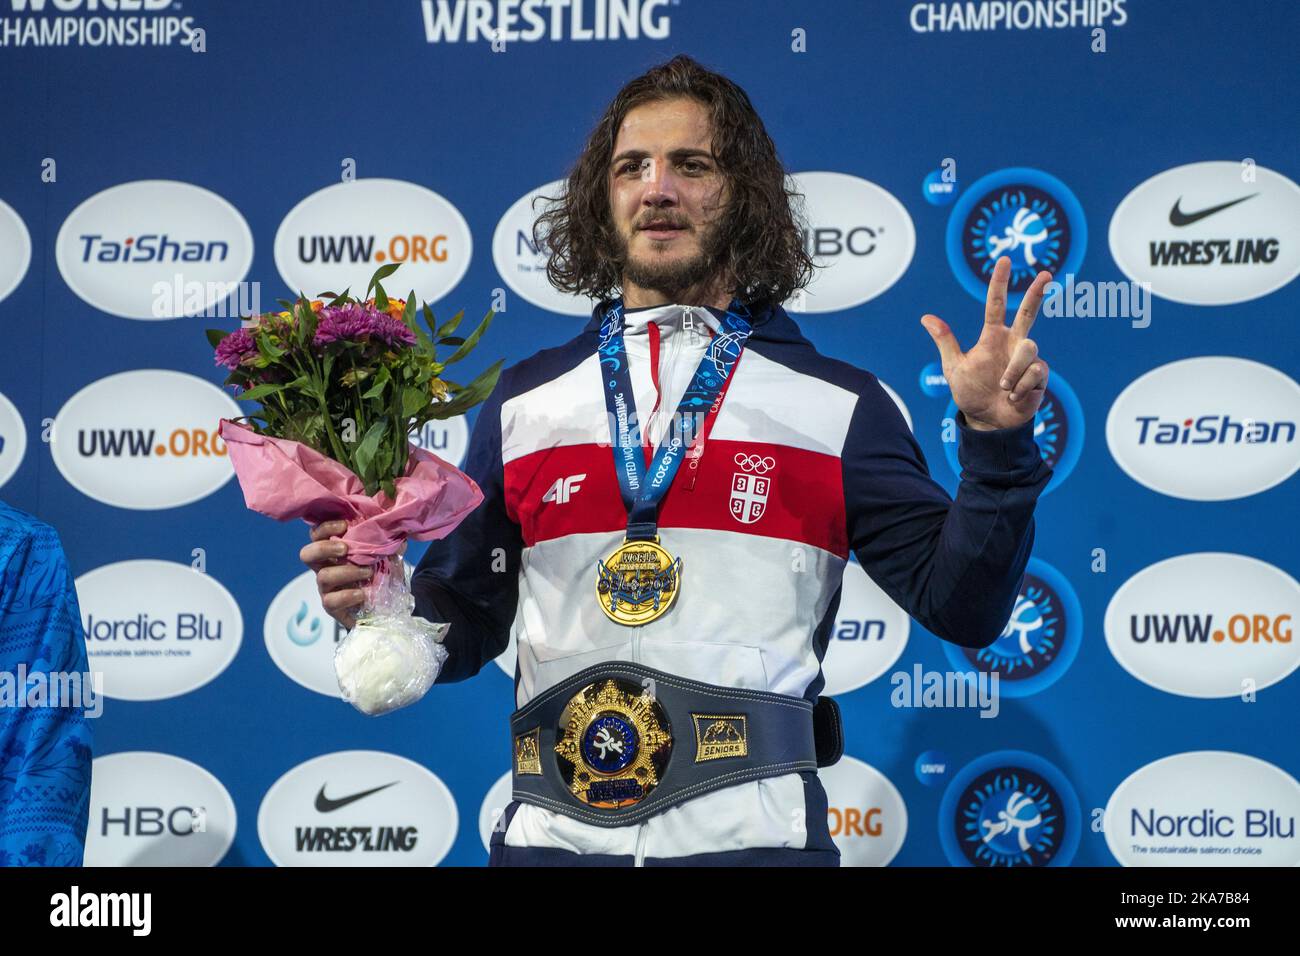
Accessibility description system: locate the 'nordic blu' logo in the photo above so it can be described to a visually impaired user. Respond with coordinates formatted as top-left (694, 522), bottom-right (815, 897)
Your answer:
top-left (76, 559), bottom-right (243, 702)
top-left (1106, 356), bottom-right (1300, 501)
top-left (55, 180), bottom-right (253, 320)
top-left (50, 370), bottom-right (239, 510)
top-left (0, 197), bottom-right (31, 306)
top-left (939, 750), bottom-right (1081, 867)
top-left (1104, 751), bottom-right (1300, 866)
top-left (944, 368), bottom-right (1083, 495)
top-left (1109, 161), bottom-right (1300, 305)
top-left (786, 171), bottom-right (915, 313)
top-left (1104, 552), bottom-right (1299, 699)
top-left (274, 179), bottom-right (471, 310)
top-left (946, 167), bottom-right (1087, 307)
top-left (943, 558), bottom-right (1082, 697)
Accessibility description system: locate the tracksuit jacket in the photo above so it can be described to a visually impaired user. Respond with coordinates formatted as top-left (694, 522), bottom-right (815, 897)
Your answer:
top-left (411, 296), bottom-right (1052, 866)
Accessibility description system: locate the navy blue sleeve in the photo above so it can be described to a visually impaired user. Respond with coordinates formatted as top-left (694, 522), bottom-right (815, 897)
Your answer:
top-left (0, 513), bottom-right (94, 866)
top-left (410, 373), bottom-right (524, 683)
top-left (841, 376), bottom-right (1052, 648)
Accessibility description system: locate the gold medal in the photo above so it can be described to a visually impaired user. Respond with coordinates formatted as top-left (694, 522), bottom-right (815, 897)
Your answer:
top-left (595, 535), bottom-right (682, 626)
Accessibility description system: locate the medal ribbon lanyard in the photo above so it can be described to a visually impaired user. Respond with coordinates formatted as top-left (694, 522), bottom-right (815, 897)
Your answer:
top-left (598, 297), bottom-right (754, 542)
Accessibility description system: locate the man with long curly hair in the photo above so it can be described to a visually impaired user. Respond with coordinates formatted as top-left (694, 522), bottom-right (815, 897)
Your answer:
top-left (303, 54), bottom-right (1052, 866)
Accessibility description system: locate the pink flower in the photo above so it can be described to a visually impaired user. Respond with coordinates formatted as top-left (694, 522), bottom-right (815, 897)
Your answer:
top-left (214, 328), bottom-right (256, 369)
top-left (313, 303), bottom-right (417, 349)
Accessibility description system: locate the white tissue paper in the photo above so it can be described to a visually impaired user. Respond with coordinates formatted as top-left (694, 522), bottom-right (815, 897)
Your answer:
top-left (333, 552), bottom-right (448, 716)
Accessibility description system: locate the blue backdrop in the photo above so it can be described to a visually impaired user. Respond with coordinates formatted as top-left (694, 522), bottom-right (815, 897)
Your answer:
top-left (1, 0), bottom-right (1297, 866)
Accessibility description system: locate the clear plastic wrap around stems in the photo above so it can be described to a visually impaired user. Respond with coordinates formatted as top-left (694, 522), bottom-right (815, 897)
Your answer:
top-left (333, 552), bottom-right (449, 716)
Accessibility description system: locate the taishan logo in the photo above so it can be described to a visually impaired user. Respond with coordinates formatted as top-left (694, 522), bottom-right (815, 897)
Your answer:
top-left (420, 0), bottom-right (671, 43)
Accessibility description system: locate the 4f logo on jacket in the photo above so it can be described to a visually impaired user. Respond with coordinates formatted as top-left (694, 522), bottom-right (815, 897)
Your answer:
top-left (542, 473), bottom-right (586, 504)
top-left (730, 453), bottom-right (775, 524)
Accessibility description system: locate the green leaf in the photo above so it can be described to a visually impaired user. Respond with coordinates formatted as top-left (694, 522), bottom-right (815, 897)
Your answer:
top-left (361, 364), bottom-right (392, 399)
top-left (442, 309), bottom-right (494, 365)
top-left (426, 359), bottom-right (503, 418)
top-left (234, 381), bottom-right (288, 403)
top-left (401, 384), bottom-right (428, 418)
top-left (354, 419), bottom-right (389, 483)
top-left (366, 263), bottom-right (401, 299)
top-left (206, 328), bottom-right (231, 348)
top-left (402, 291), bottom-right (417, 328)
top-left (255, 334), bottom-right (285, 361)
top-left (436, 308), bottom-right (464, 339)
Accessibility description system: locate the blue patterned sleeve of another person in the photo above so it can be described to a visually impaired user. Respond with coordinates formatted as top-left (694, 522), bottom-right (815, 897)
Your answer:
top-left (0, 501), bottom-right (93, 867)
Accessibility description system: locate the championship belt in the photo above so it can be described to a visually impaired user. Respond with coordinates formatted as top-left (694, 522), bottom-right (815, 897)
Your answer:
top-left (594, 298), bottom-right (755, 626)
top-left (510, 661), bottom-right (818, 828)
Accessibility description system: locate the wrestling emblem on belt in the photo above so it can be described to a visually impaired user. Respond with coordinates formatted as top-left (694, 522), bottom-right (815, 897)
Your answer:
top-left (555, 678), bottom-right (673, 809)
top-left (595, 536), bottom-right (682, 626)
top-left (692, 714), bottom-right (749, 762)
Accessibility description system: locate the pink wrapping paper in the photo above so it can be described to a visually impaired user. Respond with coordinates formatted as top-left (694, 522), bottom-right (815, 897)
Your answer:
top-left (218, 418), bottom-right (483, 566)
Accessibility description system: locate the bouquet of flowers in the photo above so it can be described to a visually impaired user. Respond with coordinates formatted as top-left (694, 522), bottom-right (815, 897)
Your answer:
top-left (209, 263), bottom-right (501, 716)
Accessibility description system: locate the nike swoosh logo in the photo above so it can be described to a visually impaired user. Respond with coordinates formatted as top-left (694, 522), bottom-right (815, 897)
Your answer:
top-left (314, 781), bottom-right (398, 813)
top-left (1169, 193), bottom-right (1257, 227)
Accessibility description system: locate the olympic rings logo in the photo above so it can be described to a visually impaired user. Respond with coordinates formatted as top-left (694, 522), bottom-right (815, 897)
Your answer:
top-left (733, 453), bottom-right (775, 474)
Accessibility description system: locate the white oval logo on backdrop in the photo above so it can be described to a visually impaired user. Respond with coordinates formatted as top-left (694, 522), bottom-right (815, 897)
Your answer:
top-left (409, 414), bottom-right (469, 468)
top-left (258, 750), bottom-right (458, 867)
top-left (264, 569), bottom-right (347, 698)
top-left (786, 171), bottom-right (915, 313)
top-left (478, 770), bottom-right (514, 853)
top-left (1109, 161), bottom-right (1300, 305)
top-left (55, 180), bottom-right (253, 320)
top-left (492, 180), bottom-right (593, 316)
top-left (1106, 357), bottom-right (1300, 501)
top-left (1105, 751), bottom-right (1300, 866)
top-left (0, 197), bottom-right (32, 306)
top-left (821, 558), bottom-right (910, 696)
top-left (50, 369), bottom-right (239, 510)
top-left (0, 390), bottom-right (28, 490)
top-left (86, 752), bottom-right (237, 867)
top-left (1104, 552), bottom-right (1299, 699)
top-left (77, 559), bottom-right (244, 701)
top-left (819, 755), bottom-right (908, 866)
top-left (275, 179), bottom-right (472, 305)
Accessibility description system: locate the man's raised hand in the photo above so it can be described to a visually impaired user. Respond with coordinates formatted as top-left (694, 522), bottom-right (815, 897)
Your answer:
top-left (920, 255), bottom-right (1051, 431)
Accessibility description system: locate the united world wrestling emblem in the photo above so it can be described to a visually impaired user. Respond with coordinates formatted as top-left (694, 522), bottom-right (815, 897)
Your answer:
top-left (730, 452), bottom-right (775, 524)
top-left (555, 678), bottom-right (674, 809)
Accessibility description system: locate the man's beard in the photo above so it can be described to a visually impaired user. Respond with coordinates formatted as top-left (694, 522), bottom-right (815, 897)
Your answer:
top-left (613, 217), bottom-right (727, 299)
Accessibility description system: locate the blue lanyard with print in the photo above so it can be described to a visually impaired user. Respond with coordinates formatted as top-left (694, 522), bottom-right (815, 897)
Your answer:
top-left (597, 296), bottom-right (755, 541)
